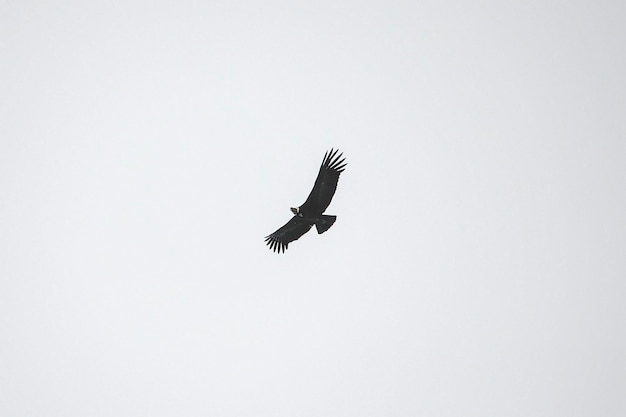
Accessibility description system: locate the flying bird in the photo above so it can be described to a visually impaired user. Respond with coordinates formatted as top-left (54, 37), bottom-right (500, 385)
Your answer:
top-left (265, 149), bottom-right (347, 253)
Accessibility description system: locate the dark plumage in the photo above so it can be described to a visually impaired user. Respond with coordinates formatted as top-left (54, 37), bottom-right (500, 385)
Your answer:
top-left (265, 149), bottom-right (347, 253)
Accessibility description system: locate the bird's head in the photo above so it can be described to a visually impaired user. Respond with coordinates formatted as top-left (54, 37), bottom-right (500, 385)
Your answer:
top-left (290, 207), bottom-right (302, 217)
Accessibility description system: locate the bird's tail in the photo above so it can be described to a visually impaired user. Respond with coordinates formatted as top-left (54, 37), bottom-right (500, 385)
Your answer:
top-left (315, 215), bottom-right (337, 234)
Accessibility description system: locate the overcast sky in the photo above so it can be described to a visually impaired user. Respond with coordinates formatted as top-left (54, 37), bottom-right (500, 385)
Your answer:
top-left (2, 1), bottom-right (625, 416)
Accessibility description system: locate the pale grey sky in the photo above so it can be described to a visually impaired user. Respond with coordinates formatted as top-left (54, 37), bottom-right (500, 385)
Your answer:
top-left (1, 1), bottom-right (625, 416)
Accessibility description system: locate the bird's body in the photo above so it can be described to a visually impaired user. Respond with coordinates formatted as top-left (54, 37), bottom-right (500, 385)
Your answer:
top-left (265, 149), bottom-right (346, 253)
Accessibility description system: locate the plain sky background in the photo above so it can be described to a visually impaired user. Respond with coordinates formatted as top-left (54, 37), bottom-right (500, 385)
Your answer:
top-left (2, 1), bottom-right (625, 416)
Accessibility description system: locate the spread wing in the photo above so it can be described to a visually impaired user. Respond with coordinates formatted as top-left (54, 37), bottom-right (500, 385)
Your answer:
top-left (300, 149), bottom-right (347, 214)
top-left (264, 216), bottom-right (313, 253)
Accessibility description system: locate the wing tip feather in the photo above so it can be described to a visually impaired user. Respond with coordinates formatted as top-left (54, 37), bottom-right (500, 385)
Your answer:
top-left (265, 234), bottom-right (289, 253)
top-left (322, 148), bottom-right (346, 173)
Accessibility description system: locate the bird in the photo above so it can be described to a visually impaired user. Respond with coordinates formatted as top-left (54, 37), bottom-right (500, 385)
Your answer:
top-left (265, 148), bottom-right (347, 253)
